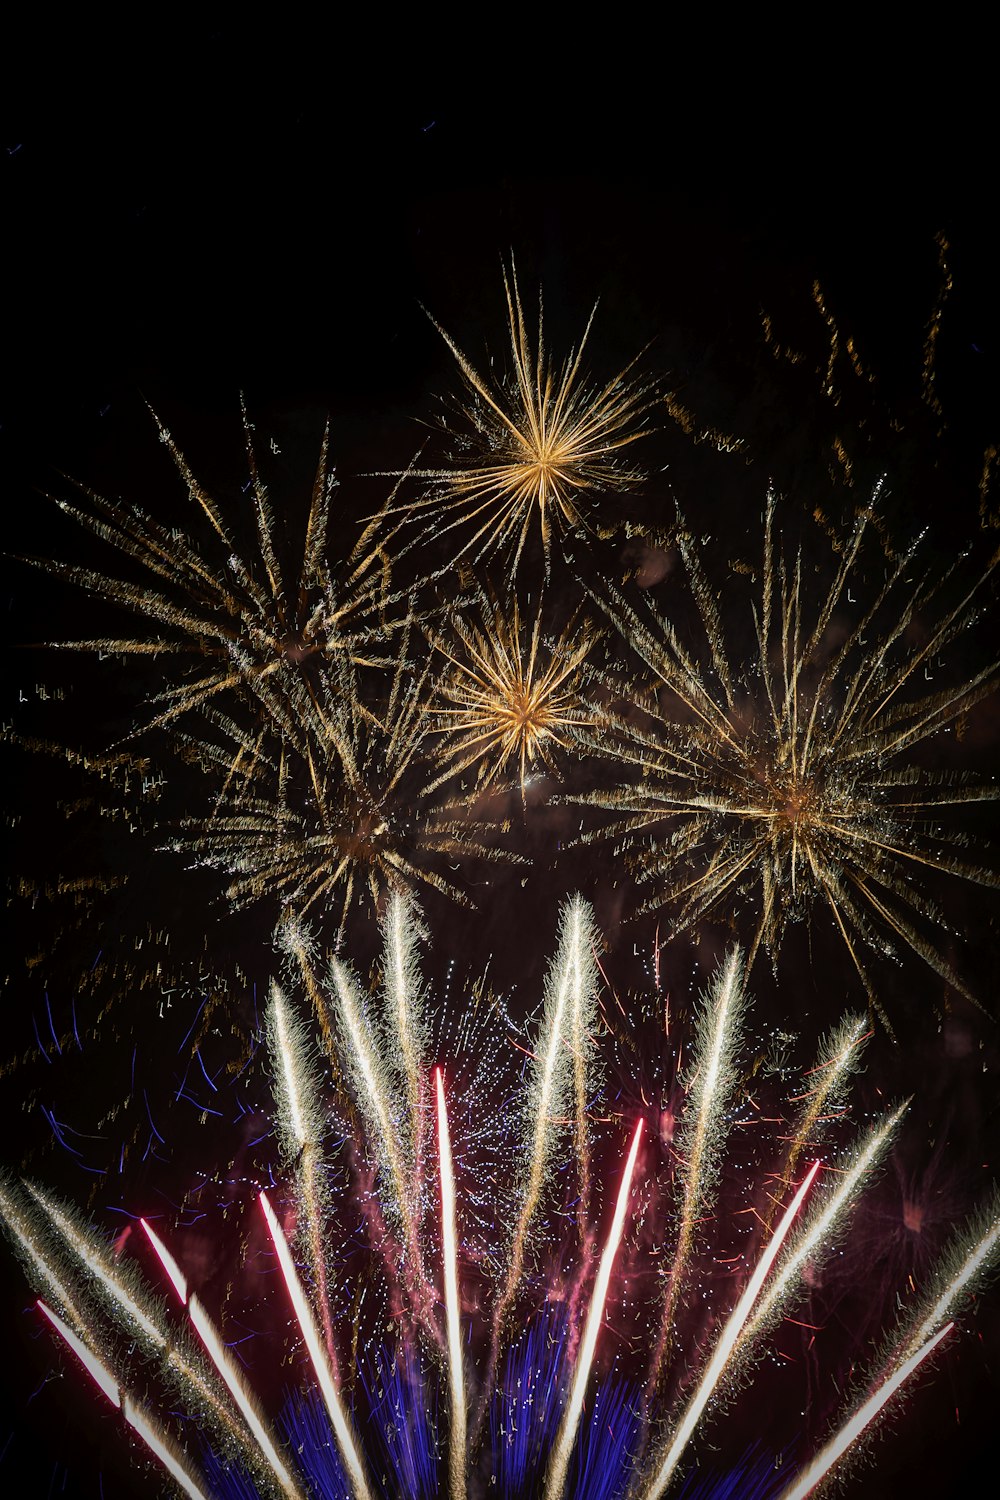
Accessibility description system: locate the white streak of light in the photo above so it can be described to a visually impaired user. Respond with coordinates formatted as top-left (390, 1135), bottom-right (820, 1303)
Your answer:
top-left (141, 1218), bottom-right (188, 1302)
top-left (37, 1300), bottom-right (120, 1408)
top-left (544, 1118), bottom-right (644, 1500)
top-left (906, 1215), bottom-right (1000, 1360)
top-left (642, 1160), bottom-right (821, 1500)
top-left (123, 1395), bottom-right (215, 1500)
top-left (38, 1300), bottom-right (212, 1500)
top-left (776, 1323), bottom-right (954, 1500)
top-left (259, 1190), bottom-right (375, 1500)
top-left (143, 1220), bottom-right (304, 1500)
top-left (436, 1069), bottom-right (467, 1500)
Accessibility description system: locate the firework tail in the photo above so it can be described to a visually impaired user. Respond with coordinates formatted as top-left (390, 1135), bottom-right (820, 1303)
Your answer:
top-left (1, 1178), bottom-right (239, 1497)
top-left (277, 914), bottom-right (347, 1091)
top-left (544, 1118), bottom-right (644, 1500)
top-left (436, 1069), bottom-right (467, 1500)
top-left (267, 981), bottom-right (339, 1376)
top-left (384, 890), bottom-right (430, 1166)
top-left (473, 896), bottom-right (597, 1438)
top-left (328, 948), bottom-right (432, 1317)
top-left (649, 948), bottom-right (746, 1390)
top-left (895, 1187), bottom-right (1000, 1364)
top-left (143, 1218), bottom-right (307, 1500)
top-left (775, 1323), bottom-right (954, 1500)
top-left (259, 1190), bottom-right (375, 1500)
top-left (733, 1101), bottom-right (910, 1362)
top-left (0, 1176), bottom-right (94, 1340)
top-left (570, 896), bottom-right (600, 1233)
top-left (639, 1160), bottom-right (821, 1500)
top-left (779, 1189), bottom-right (1000, 1498)
top-left (21, 1185), bottom-right (254, 1469)
top-left (768, 1013), bottom-right (869, 1228)
top-left (37, 1300), bottom-right (214, 1500)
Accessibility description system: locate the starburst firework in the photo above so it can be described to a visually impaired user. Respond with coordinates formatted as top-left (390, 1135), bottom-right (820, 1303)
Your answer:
top-left (3, 902), bottom-right (996, 1500)
top-left (167, 622), bottom-right (514, 937)
top-left (376, 265), bottom-right (656, 576)
top-left (19, 403), bottom-right (399, 741)
top-left (575, 488), bottom-right (999, 1018)
top-left (425, 591), bottom-right (600, 802)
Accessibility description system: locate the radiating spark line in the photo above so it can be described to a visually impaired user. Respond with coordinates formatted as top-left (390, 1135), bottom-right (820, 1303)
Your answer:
top-left (767, 1012), bottom-right (869, 1226)
top-left (491, 901), bottom-right (592, 1350)
top-left (640, 1160), bottom-right (821, 1500)
top-left (897, 1189), bottom-right (1000, 1365)
top-left (436, 1069), bottom-right (467, 1500)
top-left (543, 1117), bottom-right (643, 1500)
top-left (328, 954), bottom-right (423, 1270)
top-left (387, 891), bottom-right (429, 1151)
top-left (143, 1219), bottom-right (306, 1500)
top-left (37, 1299), bottom-right (120, 1408)
top-left (26, 1186), bottom-right (165, 1348)
top-left (260, 1190), bottom-right (374, 1500)
top-left (776, 1323), bottom-right (954, 1500)
top-left (124, 1396), bottom-right (216, 1500)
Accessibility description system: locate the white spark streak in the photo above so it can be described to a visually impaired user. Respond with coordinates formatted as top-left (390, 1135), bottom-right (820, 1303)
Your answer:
top-left (436, 1069), bottom-right (467, 1500)
top-left (143, 1220), bottom-right (305, 1500)
top-left (776, 1323), bottom-right (954, 1500)
top-left (544, 1118), bottom-right (644, 1500)
top-left (641, 1160), bottom-right (821, 1499)
top-left (259, 1190), bottom-right (374, 1500)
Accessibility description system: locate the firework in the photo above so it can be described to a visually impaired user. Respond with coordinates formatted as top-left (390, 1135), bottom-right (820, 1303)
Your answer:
top-left (374, 263), bottom-right (656, 576)
top-left (166, 618), bottom-right (516, 937)
top-left (425, 590), bottom-right (601, 803)
top-left (575, 488), bottom-right (999, 1019)
top-left (18, 401), bottom-right (401, 741)
top-left (4, 903), bottom-right (995, 1499)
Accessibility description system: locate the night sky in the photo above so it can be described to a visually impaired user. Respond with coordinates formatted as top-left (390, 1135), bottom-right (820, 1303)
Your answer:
top-left (3, 27), bottom-right (999, 1499)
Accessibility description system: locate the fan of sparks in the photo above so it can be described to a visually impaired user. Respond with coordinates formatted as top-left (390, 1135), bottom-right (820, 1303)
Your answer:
top-left (376, 264), bottom-right (657, 577)
top-left (576, 486), bottom-right (1000, 1019)
top-left (21, 401), bottom-right (400, 740)
top-left (3, 896), bottom-right (997, 1499)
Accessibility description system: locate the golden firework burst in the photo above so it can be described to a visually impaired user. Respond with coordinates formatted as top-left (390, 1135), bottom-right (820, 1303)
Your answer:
top-left (170, 620), bottom-right (517, 937)
top-left (21, 402), bottom-right (399, 738)
top-left (377, 264), bottom-right (656, 576)
top-left (576, 487), bottom-right (999, 1020)
top-left (426, 592), bottom-right (600, 801)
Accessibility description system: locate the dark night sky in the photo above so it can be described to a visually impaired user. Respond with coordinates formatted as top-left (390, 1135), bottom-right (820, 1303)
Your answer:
top-left (2, 25), bottom-right (999, 1500)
